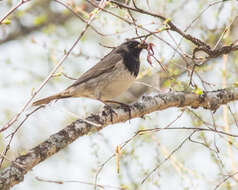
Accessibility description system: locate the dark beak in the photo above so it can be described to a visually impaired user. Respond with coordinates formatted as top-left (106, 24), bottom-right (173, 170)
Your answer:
top-left (138, 42), bottom-right (148, 49)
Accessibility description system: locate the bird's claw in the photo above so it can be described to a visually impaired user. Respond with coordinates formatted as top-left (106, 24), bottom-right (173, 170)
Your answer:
top-left (104, 100), bottom-right (132, 121)
top-left (103, 105), bottom-right (117, 123)
top-left (119, 104), bottom-right (132, 120)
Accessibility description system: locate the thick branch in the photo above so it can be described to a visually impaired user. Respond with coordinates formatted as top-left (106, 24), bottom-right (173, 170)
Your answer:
top-left (1, 87), bottom-right (238, 189)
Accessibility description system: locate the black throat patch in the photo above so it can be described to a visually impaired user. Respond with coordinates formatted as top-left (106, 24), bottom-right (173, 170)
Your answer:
top-left (123, 54), bottom-right (140, 77)
top-left (119, 49), bottom-right (142, 77)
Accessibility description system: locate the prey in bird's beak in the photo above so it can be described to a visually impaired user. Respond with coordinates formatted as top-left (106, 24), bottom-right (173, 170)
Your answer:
top-left (143, 42), bottom-right (155, 66)
top-left (136, 40), bottom-right (155, 65)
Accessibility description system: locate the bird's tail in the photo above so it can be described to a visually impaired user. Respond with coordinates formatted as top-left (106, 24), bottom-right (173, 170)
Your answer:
top-left (32, 93), bottom-right (70, 106)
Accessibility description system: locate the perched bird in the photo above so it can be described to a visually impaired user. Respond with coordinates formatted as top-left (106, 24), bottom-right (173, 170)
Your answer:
top-left (32, 40), bottom-right (148, 106)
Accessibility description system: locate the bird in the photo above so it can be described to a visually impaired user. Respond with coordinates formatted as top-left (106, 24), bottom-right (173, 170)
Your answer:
top-left (32, 40), bottom-right (148, 106)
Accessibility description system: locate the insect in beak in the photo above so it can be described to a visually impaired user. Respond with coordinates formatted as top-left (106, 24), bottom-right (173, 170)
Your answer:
top-left (146, 43), bottom-right (155, 65)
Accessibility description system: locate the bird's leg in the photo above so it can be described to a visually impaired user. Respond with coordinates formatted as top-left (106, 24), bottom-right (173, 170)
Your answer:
top-left (104, 100), bottom-right (132, 120)
top-left (99, 100), bottom-right (117, 123)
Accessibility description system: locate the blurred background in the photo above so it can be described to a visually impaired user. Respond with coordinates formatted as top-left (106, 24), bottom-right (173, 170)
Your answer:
top-left (1, 0), bottom-right (238, 189)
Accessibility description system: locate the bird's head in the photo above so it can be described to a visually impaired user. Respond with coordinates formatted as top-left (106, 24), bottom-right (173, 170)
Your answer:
top-left (117, 40), bottom-right (148, 57)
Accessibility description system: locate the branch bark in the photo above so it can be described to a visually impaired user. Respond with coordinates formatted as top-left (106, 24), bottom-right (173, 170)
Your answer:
top-left (1, 87), bottom-right (238, 189)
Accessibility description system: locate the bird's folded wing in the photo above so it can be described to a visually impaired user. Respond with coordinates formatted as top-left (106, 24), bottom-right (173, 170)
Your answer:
top-left (67, 53), bottom-right (122, 88)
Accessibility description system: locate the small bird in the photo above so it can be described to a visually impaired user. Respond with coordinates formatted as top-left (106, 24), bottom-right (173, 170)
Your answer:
top-left (32, 40), bottom-right (148, 106)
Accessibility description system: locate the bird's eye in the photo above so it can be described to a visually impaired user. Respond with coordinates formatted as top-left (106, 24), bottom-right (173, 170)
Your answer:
top-left (126, 41), bottom-right (140, 49)
top-left (133, 43), bottom-right (139, 48)
top-left (129, 44), bottom-right (135, 48)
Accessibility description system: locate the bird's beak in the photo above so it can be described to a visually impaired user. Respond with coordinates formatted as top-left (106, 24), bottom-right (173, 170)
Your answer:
top-left (138, 42), bottom-right (148, 49)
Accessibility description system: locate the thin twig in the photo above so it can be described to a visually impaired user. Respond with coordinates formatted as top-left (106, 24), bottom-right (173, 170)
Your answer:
top-left (141, 131), bottom-right (196, 184)
top-left (0, 0), bottom-right (30, 24)
top-left (35, 176), bottom-right (124, 190)
top-left (214, 171), bottom-right (238, 190)
top-left (137, 127), bottom-right (238, 138)
top-left (1, 0), bottom-right (102, 132)
top-left (0, 105), bottom-right (43, 167)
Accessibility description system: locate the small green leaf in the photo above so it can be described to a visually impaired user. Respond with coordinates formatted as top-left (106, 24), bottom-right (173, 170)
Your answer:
top-left (53, 72), bottom-right (62, 78)
top-left (233, 82), bottom-right (238, 87)
top-left (193, 88), bottom-right (203, 95)
top-left (2, 18), bottom-right (11, 24)
top-left (34, 14), bottom-right (47, 25)
top-left (164, 18), bottom-right (171, 25)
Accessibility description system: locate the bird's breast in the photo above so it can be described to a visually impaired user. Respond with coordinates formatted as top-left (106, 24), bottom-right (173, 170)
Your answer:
top-left (99, 63), bottom-right (137, 100)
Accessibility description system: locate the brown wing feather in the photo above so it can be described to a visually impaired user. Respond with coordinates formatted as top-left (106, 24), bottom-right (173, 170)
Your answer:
top-left (67, 52), bottom-right (122, 89)
top-left (32, 93), bottom-right (69, 106)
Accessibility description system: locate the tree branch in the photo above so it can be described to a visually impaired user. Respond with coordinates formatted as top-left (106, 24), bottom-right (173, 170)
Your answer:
top-left (1, 87), bottom-right (238, 189)
top-left (110, 0), bottom-right (238, 59)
